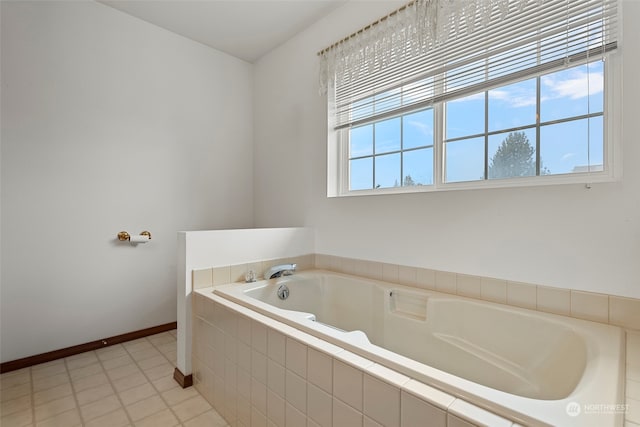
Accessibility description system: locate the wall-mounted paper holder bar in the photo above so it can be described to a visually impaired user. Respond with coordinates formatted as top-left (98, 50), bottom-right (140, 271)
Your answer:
top-left (117, 231), bottom-right (152, 244)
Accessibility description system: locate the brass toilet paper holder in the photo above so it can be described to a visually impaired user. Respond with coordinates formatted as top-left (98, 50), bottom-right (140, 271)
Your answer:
top-left (117, 231), bottom-right (152, 241)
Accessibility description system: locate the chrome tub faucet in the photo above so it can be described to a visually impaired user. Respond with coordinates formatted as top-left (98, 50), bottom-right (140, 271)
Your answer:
top-left (264, 263), bottom-right (297, 280)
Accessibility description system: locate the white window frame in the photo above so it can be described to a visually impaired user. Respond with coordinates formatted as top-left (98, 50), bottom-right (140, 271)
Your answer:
top-left (327, 53), bottom-right (622, 198)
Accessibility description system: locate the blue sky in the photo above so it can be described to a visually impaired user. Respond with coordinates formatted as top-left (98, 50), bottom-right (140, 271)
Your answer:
top-left (350, 61), bottom-right (604, 190)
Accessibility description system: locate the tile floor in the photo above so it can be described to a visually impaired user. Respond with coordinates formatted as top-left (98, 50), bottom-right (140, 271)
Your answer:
top-left (0, 330), bottom-right (228, 427)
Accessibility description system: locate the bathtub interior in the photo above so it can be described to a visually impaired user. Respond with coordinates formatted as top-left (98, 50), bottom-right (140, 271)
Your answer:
top-left (213, 270), bottom-right (625, 426)
top-left (239, 272), bottom-right (589, 400)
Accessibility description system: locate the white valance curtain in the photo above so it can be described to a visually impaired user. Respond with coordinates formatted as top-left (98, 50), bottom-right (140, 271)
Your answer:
top-left (319, 0), bottom-right (513, 94)
top-left (320, 0), bottom-right (619, 130)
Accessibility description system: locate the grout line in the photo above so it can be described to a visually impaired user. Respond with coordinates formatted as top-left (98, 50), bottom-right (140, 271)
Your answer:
top-left (5, 332), bottom-right (218, 427)
top-left (122, 336), bottom-right (179, 425)
top-left (29, 366), bottom-right (36, 427)
top-left (62, 355), bottom-right (82, 426)
top-left (124, 333), bottom-right (209, 426)
top-left (93, 345), bottom-right (136, 426)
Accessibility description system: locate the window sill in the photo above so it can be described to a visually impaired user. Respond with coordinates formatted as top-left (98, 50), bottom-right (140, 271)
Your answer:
top-left (330, 170), bottom-right (618, 198)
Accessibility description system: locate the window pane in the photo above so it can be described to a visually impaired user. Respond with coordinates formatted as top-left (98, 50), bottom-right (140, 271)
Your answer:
top-left (403, 109), bottom-right (434, 150)
top-left (446, 94), bottom-right (485, 139)
top-left (444, 137), bottom-right (485, 183)
top-left (540, 62), bottom-right (604, 123)
top-left (540, 117), bottom-right (603, 175)
top-left (350, 125), bottom-right (373, 158)
top-left (488, 79), bottom-right (536, 132)
top-left (403, 148), bottom-right (433, 186)
top-left (350, 157), bottom-right (373, 190)
top-left (589, 116), bottom-right (604, 172)
top-left (375, 153), bottom-right (401, 188)
top-left (375, 117), bottom-right (401, 154)
top-left (488, 129), bottom-right (537, 179)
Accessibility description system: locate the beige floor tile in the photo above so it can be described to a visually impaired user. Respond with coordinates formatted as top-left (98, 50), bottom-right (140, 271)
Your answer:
top-left (0, 383), bottom-right (31, 402)
top-left (142, 363), bottom-right (173, 381)
top-left (33, 383), bottom-right (73, 406)
top-left (1, 368), bottom-right (30, 380)
top-left (75, 383), bottom-right (115, 406)
top-left (1, 372), bottom-right (31, 391)
top-left (84, 408), bottom-right (131, 427)
top-left (147, 332), bottom-right (175, 346)
top-left (79, 394), bottom-right (121, 421)
top-left (1, 407), bottom-right (33, 427)
top-left (136, 355), bottom-right (168, 371)
top-left (112, 372), bottom-right (148, 393)
top-left (65, 351), bottom-right (97, 362)
top-left (152, 375), bottom-right (180, 393)
top-left (31, 364), bottom-right (66, 381)
top-left (171, 395), bottom-right (212, 422)
top-left (133, 408), bottom-right (179, 427)
top-left (72, 372), bottom-right (109, 392)
top-left (130, 348), bottom-right (162, 363)
top-left (1, 394), bottom-right (31, 417)
top-left (107, 364), bottom-right (141, 381)
top-left (65, 354), bottom-right (98, 371)
top-left (182, 409), bottom-right (228, 427)
top-left (69, 363), bottom-right (103, 380)
top-left (31, 360), bottom-right (64, 372)
top-left (123, 340), bottom-right (153, 354)
top-left (147, 331), bottom-right (176, 345)
top-left (125, 395), bottom-right (167, 421)
top-left (161, 385), bottom-right (200, 406)
top-left (2, 332), bottom-right (210, 427)
top-left (118, 383), bottom-right (157, 406)
top-left (163, 350), bottom-right (177, 362)
top-left (96, 345), bottom-right (128, 362)
top-left (101, 355), bottom-right (134, 371)
top-left (33, 373), bottom-right (69, 392)
top-left (155, 342), bottom-right (177, 355)
top-left (35, 408), bottom-right (82, 427)
top-left (34, 395), bottom-right (76, 422)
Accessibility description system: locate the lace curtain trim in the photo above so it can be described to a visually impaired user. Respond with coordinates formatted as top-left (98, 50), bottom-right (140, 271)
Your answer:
top-left (319, 0), bottom-right (536, 95)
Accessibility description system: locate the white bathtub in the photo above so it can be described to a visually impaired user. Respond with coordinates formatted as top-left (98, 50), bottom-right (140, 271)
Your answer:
top-left (213, 270), bottom-right (625, 426)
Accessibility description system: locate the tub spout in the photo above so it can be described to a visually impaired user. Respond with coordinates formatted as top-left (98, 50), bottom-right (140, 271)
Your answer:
top-left (264, 263), bottom-right (297, 280)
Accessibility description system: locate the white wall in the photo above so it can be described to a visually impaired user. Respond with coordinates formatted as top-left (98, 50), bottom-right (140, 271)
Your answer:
top-left (176, 227), bottom-right (314, 376)
top-left (253, 1), bottom-right (640, 299)
top-left (0, 1), bottom-right (254, 362)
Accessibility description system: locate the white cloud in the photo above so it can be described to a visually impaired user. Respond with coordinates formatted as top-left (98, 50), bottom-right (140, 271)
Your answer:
top-left (562, 152), bottom-right (576, 160)
top-left (405, 119), bottom-right (433, 137)
top-left (489, 88), bottom-right (536, 108)
top-left (541, 68), bottom-right (603, 101)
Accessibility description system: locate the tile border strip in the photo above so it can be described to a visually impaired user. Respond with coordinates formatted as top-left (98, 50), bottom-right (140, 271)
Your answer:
top-left (192, 252), bottom-right (640, 331)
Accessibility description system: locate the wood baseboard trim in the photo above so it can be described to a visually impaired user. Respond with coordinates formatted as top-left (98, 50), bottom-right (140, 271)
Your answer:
top-left (173, 367), bottom-right (193, 388)
top-left (0, 321), bottom-right (177, 374)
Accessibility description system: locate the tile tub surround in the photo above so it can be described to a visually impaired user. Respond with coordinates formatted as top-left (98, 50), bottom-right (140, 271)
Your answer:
top-left (193, 290), bottom-right (529, 427)
top-left (192, 254), bottom-right (315, 290)
top-left (0, 330), bottom-right (229, 427)
top-left (312, 254), bottom-right (640, 332)
top-left (192, 254), bottom-right (640, 332)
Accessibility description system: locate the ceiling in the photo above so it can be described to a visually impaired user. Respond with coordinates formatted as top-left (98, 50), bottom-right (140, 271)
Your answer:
top-left (99, 0), bottom-right (345, 63)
